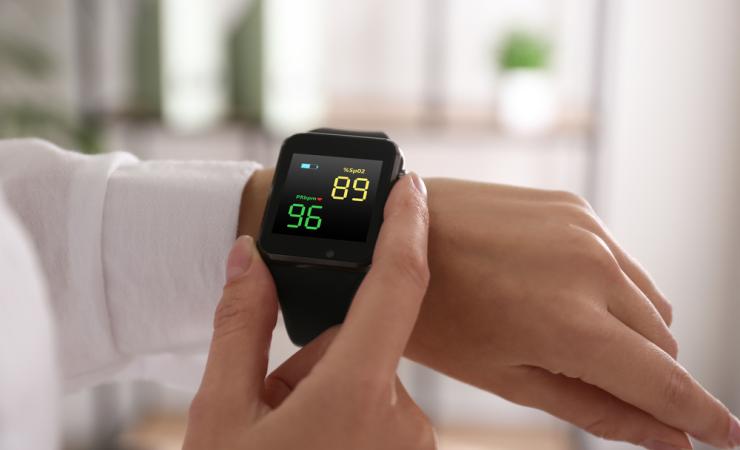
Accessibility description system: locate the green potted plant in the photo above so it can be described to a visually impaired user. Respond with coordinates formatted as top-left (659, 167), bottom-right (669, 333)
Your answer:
top-left (494, 29), bottom-right (557, 135)
top-left (0, 33), bottom-right (102, 153)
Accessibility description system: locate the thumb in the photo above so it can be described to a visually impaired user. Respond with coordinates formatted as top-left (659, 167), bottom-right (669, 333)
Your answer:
top-left (196, 235), bottom-right (279, 410)
top-left (321, 173), bottom-right (430, 380)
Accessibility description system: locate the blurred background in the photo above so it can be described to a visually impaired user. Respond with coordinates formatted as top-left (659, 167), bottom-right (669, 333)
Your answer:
top-left (1, 0), bottom-right (738, 449)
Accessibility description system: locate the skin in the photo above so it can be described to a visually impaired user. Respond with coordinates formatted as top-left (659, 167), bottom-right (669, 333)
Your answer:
top-left (184, 174), bottom-right (435, 450)
top-left (238, 170), bottom-right (740, 450)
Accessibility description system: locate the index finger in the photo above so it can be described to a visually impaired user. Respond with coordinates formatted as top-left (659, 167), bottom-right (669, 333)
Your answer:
top-left (572, 318), bottom-right (738, 448)
top-left (321, 173), bottom-right (430, 379)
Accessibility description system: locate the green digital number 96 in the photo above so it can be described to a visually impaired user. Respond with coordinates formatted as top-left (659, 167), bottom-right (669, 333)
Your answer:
top-left (287, 203), bottom-right (323, 230)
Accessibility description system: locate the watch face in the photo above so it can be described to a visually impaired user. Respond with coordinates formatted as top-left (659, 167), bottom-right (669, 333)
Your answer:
top-left (272, 153), bottom-right (383, 241)
top-left (259, 132), bottom-right (402, 267)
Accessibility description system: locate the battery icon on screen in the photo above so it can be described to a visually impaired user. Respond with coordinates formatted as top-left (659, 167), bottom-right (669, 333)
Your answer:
top-left (300, 163), bottom-right (319, 170)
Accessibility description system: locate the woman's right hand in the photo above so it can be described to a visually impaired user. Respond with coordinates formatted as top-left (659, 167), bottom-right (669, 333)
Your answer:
top-left (184, 173), bottom-right (434, 450)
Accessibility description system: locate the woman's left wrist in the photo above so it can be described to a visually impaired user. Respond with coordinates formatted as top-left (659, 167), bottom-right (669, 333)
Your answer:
top-left (238, 168), bottom-right (274, 238)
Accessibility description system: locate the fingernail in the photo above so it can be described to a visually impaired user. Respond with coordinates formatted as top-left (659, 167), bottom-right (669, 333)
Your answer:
top-left (226, 235), bottom-right (254, 283)
top-left (642, 440), bottom-right (691, 450)
top-left (730, 415), bottom-right (740, 447)
top-left (409, 172), bottom-right (427, 198)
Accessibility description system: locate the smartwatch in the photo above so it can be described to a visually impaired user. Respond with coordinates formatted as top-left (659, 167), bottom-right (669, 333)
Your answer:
top-left (257, 128), bottom-right (405, 346)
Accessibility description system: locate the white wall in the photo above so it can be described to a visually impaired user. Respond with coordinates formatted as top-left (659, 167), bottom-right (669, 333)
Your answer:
top-left (590, 1), bottom-right (740, 449)
top-left (324, 0), bottom-right (596, 113)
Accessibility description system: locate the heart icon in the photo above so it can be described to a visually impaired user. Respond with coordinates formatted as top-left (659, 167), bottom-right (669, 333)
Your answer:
top-left (317, 197), bottom-right (323, 202)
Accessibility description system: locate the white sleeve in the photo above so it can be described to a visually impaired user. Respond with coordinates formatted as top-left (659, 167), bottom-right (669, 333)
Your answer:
top-left (0, 139), bottom-right (261, 389)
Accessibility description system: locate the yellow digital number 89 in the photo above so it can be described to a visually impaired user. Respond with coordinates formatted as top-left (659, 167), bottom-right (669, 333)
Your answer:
top-left (331, 176), bottom-right (370, 202)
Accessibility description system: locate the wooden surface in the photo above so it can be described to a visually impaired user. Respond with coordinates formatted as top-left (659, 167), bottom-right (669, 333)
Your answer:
top-left (118, 414), bottom-right (575, 450)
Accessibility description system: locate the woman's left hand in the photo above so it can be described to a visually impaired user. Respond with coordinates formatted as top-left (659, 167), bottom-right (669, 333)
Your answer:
top-left (407, 178), bottom-right (737, 450)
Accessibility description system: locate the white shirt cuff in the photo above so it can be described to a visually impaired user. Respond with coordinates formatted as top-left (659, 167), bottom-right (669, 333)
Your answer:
top-left (102, 160), bottom-right (262, 355)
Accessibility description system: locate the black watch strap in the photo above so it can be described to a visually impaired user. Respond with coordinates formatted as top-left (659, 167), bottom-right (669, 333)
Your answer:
top-left (269, 262), bottom-right (366, 346)
top-left (268, 128), bottom-right (388, 346)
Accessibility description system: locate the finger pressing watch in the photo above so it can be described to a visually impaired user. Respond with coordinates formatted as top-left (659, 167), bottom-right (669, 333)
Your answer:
top-left (258, 128), bottom-right (405, 345)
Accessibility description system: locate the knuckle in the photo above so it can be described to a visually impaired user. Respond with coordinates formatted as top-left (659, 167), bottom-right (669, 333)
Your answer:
top-left (663, 333), bottom-right (679, 359)
top-left (559, 203), bottom-right (601, 232)
top-left (660, 364), bottom-right (693, 414)
top-left (212, 284), bottom-right (273, 338)
top-left (566, 229), bottom-right (620, 277)
top-left (661, 299), bottom-right (674, 327)
top-left (398, 185), bottom-right (430, 228)
top-left (213, 295), bottom-right (249, 332)
top-left (583, 245), bottom-right (619, 277)
top-left (390, 246), bottom-right (430, 292)
top-left (583, 412), bottom-right (619, 441)
top-left (552, 190), bottom-right (593, 210)
top-left (580, 395), bottom-right (648, 445)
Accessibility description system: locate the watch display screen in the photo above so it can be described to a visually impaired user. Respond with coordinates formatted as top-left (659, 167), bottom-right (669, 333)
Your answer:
top-left (271, 153), bottom-right (383, 242)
